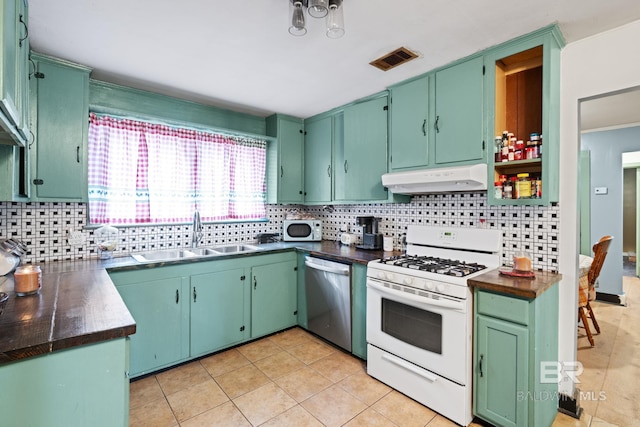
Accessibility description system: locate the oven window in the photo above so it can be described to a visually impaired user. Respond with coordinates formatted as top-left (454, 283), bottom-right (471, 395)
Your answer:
top-left (287, 223), bottom-right (311, 237)
top-left (381, 298), bottom-right (442, 354)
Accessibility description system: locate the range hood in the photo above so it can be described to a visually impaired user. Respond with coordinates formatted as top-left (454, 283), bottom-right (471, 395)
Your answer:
top-left (382, 163), bottom-right (488, 195)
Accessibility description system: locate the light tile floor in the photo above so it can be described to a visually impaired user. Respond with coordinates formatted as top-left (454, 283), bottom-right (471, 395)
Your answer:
top-left (575, 275), bottom-right (640, 427)
top-left (130, 321), bottom-right (619, 426)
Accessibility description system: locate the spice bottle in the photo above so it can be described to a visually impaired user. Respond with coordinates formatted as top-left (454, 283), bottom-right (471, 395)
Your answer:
top-left (494, 181), bottom-right (503, 199)
top-left (510, 176), bottom-right (518, 199)
top-left (503, 178), bottom-right (513, 199)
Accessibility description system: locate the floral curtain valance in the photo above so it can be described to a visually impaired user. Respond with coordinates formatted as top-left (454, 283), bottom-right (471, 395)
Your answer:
top-left (87, 113), bottom-right (267, 225)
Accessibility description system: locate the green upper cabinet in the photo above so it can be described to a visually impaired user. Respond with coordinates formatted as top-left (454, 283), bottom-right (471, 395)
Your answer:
top-left (266, 114), bottom-right (304, 204)
top-left (433, 56), bottom-right (485, 165)
top-left (190, 268), bottom-right (249, 357)
top-left (30, 53), bottom-right (91, 201)
top-left (389, 75), bottom-right (429, 171)
top-left (251, 258), bottom-right (297, 338)
top-left (485, 26), bottom-right (564, 206)
top-left (304, 115), bottom-right (332, 203)
top-left (0, 0), bottom-right (29, 146)
top-left (338, 95), bottom-right (389, 201)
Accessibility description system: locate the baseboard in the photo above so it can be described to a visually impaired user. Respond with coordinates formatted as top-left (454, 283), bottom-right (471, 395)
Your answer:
top-left (558, 391), bottom-right (582, 419)
top-left (595, 292), bottom-right (626, 306)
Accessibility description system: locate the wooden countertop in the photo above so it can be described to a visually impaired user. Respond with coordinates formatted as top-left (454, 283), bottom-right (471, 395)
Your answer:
top-left (0, 262), bottom-right (136, 364)
top-left (0, 240), bottom-right (389, 364)
top-left (467, 268), bottom-right (562, 299)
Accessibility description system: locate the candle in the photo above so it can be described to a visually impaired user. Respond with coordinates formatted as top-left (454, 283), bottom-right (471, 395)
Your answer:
top-left (14, 265), bottom-right (42, 296)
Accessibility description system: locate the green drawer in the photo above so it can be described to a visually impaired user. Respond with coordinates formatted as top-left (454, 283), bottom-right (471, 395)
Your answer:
top-left (476, 290), bottom-right (530, 325)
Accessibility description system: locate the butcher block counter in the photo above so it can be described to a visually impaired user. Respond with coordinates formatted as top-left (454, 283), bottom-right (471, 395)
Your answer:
top-left (467, 268), bottom-right (562, 299)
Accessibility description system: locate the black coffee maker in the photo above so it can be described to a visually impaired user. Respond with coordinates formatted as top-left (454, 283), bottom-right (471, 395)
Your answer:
top-left (356, 216), bottom-right (382, 250)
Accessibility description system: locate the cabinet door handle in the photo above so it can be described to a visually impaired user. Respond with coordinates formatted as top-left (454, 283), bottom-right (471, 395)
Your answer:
top-left (253, 276), bottom-right (257, 290)
top-left (175, 289), bottom-right (179, 304)
top-left (327, 165), bottom-right (331, 178)
top-left (344, 160), bottom-right (348, 173)
top-left (76, 146), bottom-right (80, 163)
top-left (193, 287), bottom-right (197, 303)
top-left (479, 354), bottom-right (484, 377)
top-left (19, 15), bottom-right (28, 47)
top-left (422, 119), bottom-right (427, 136)
top-left (280, 166), bottom-right (284, 178)
top-left (434, 116), bottom-right (440, 133)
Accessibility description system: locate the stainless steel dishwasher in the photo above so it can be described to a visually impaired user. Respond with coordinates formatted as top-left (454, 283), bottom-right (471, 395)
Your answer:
top-left (304, 256), bottom-right (352, 352)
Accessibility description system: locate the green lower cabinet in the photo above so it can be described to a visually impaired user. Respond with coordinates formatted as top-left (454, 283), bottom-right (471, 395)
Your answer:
top-left (476, 315), bottom-right (529, 426)
top-left (116, 276), bottom-right (190, 377)
top-left (296, 251), bottom-right (309, 328)
top-left (474, 284), bottom-right (559, 427)
top-left (251, 259), bottom-right (298, 338)
top-left (190, 268), bottom-right (250, 357)
top-left (0, 338), bottom-right (129, 427)
top-left (351, 263), bottom-right (367, 359)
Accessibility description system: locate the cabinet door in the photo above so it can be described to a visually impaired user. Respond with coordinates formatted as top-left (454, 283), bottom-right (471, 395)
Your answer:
top-left (341, 96), bottom-right (388, 201)
top-left (31, 55), bottom-right (90, 201)
top-left (390, 76), bottom-right (429, 170)
top-left (190, 269), bottom-right (248, 357)
top-left (278, 117), bottom-right (304, 203)
top-left (117, 277), bottom-right (189, 377)
top-left (434, 56), bottom-right (484, 164)
top-left (0, 0), bottom-right (20, 129)
top-left (475, 314), bottom-right (529, 427)
top-left (251, 260), bottom-right (297, 338)
top-left (304, 115), bottom-right (332, 203)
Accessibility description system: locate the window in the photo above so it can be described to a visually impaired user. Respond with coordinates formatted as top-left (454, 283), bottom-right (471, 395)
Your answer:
top-left (87, 113), bottom-right (267, 224)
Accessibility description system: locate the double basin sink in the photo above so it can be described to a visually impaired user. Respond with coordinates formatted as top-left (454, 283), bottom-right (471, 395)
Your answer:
top-left (131, 244), bottom-right (263, 263)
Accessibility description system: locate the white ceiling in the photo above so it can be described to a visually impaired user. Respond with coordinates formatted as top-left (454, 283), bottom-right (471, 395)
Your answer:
top-left (27, 0), bottom-right (640, 119)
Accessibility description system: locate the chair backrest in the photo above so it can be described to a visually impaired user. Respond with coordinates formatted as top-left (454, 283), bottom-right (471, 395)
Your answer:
top-left (588, 235), bottom-right (613, 286)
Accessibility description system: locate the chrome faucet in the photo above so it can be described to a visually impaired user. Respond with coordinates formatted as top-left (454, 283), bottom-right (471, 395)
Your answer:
top-left (191, 210), bottom-right (203, 248)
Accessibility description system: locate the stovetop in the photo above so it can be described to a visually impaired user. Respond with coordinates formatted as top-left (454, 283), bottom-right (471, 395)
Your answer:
top-left (377, 255), bottom-right (487, 278)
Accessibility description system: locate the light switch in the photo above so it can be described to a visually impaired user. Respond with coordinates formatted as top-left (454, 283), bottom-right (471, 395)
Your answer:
top-left (594, 187), bottom-right (608, 195)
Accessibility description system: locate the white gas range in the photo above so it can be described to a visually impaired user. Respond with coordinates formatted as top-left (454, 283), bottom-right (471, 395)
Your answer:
top-left (366, 225), bottom-right (502, 426)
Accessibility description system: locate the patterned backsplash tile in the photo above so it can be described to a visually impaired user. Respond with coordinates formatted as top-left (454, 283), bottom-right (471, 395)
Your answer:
top-left (0, 193), bottom-right (559, 271)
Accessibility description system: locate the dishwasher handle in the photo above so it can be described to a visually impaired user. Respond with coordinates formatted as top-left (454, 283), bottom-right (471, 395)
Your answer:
top-left (305, 258), bottom-right (350, 276)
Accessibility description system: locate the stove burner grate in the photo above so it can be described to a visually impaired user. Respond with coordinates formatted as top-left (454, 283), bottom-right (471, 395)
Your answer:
top-left (379, 255), bottom-right (486, 277)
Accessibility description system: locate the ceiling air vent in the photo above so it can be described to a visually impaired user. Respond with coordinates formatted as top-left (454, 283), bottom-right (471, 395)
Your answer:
top-left (370, 47), bottom-right (419, 71)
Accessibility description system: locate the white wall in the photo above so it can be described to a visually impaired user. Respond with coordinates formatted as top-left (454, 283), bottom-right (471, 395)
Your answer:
top-left (559, 19), bottom-right (640, 396)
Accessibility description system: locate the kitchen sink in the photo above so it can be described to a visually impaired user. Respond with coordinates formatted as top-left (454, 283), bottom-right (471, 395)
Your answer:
top-left (131, 244), bottom-right (262, 262)
top-left (210, 244), bottom-right (262, 254)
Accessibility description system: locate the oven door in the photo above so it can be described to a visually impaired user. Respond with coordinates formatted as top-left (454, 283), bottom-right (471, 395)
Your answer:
top-left (366, 277), bottom-right (469, 385)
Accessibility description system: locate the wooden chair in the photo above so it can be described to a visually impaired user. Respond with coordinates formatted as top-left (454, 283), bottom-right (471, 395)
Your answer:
top-left (578, 235), bottom-right (613, 346)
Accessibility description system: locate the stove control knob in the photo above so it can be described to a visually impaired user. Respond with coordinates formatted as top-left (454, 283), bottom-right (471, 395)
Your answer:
top-left (436, 284), bottom-right (446, 293)
top-left (377, 272), bottom-right (387, 280)
top-left (403, 277), bottom-right (413, 286)
top-left (387, 273), bottom-right (396, 281)
top-left (425, 281), bottom-right (435, 291)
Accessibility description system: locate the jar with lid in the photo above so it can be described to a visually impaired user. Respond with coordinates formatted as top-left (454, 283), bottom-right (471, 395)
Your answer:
top-left (516, 173), bottom-right (531, 199)
top-left (95, 225), bottom-right (119, 259)
top-left (514, 140), bottom-right (525, 160)
top-left (14, 265), bottom-right (42, 296)
top-left (494, 181), bottom-right (503, 199)
top-left (0, 239), bottom-right (26, 276)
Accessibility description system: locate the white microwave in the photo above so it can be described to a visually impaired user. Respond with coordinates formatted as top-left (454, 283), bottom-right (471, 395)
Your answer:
top-left (283, 219), bottom-right (322, 242)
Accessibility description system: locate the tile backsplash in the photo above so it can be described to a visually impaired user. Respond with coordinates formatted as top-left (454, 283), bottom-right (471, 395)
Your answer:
top-left (0, 193), bottom-right (559, 271)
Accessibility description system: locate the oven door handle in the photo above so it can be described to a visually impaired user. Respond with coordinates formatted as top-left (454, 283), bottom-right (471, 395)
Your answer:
top-left (382, 352), bottom-right (438, 383)
top-left (367, 280), bottom-right (465, 311)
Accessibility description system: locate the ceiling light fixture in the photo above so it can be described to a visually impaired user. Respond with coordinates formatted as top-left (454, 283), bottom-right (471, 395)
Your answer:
top-left (288, 0), bottom-right (345, 39)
